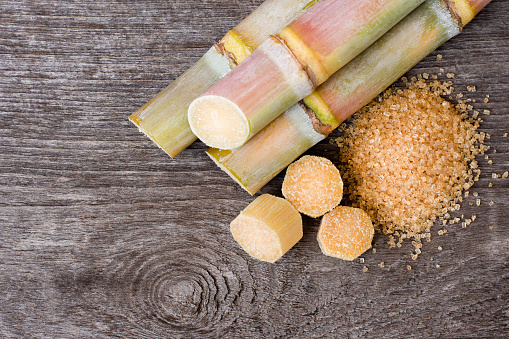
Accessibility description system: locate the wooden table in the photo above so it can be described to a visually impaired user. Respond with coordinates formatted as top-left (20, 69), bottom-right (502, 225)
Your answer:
top-left (1, 0), bottom-right (508, 337)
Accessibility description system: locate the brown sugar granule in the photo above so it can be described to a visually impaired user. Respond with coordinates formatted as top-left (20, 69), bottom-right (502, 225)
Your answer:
top-left (337, 78), bottom-right (483, 250)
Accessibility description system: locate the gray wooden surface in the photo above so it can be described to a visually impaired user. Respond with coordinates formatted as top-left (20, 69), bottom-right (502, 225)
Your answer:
top-left (1, 0), bottom-right (508, 338)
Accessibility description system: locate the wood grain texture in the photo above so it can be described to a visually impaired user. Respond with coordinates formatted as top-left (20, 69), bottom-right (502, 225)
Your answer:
top-left (1, 0), bottom-right (508, 338)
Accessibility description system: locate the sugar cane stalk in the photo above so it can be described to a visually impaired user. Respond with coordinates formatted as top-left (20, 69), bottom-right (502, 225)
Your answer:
top-left (207, 0), bottom-right (492, 195)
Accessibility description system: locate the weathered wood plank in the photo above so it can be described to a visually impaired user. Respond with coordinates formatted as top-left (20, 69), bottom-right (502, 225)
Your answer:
top-left (1, 0), bottom-right (508, 338)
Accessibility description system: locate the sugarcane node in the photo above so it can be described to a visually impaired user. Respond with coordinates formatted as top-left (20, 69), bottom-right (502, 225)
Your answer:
top-left (270, 34), bottom-right (318, 89)
top-left (214, 42), bottom-right (238, 67)
top-left (275, 31), bottom-right (321, 88)
top-left (443, 0), bottom-right (465, 29)
top-left (303, 65), bottom-right (319, 89)
top-left (298, 101), bottom-right (333, 136)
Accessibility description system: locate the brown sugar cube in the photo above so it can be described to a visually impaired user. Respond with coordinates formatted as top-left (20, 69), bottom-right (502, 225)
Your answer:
top-left (317, 206), bottom-right (374, 260)
top-left (282, 155), bottom-right (343, 218)
top-left (230, 194), bottom-right (302, 263)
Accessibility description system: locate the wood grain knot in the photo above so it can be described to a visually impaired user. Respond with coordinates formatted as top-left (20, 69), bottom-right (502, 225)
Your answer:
top-left (106, 237), bottom-right (255, 337)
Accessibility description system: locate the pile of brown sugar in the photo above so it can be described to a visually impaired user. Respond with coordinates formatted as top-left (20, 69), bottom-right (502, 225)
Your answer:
top-left (335, 76), bottom-right (489, 255)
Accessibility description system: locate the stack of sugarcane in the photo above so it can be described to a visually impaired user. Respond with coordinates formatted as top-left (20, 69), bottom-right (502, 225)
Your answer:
top-left (188, 0), bottom-right (426, 149)
top-left (130, 0), bottom-right (492, 195)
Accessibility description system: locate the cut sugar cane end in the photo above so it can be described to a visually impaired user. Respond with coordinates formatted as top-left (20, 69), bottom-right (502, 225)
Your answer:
top-left (317, 206), bottom-right (374, 261)
top-left (189, 35), bottom-right (315, 150)
top-left (282, 156), bottom-right (343, 218)
top-left (188, 95), bottom-right (250, 150)
top-left (230, 194), bottom-right (303, 263)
